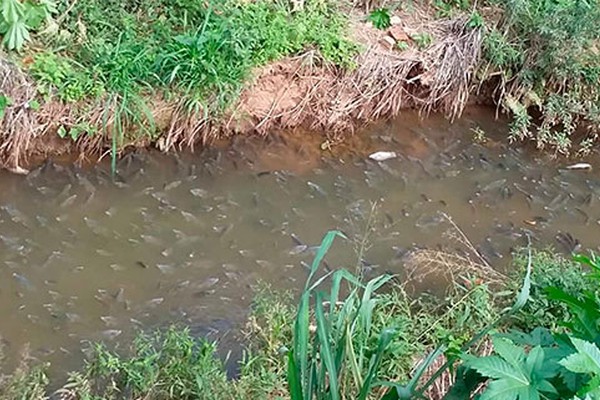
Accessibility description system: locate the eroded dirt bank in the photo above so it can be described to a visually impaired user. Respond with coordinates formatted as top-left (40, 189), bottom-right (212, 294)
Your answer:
top-left (0, 11), bottom-right (487, 173)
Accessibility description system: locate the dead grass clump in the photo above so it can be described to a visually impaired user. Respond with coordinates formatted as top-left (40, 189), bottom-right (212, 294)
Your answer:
top-left (403, 212), bottom-right (507, 286)
top-left (0, 55), bottom-right (43, 173)
top-left (235, 14), bottom-right (484, 141)
top-left (417, 338), bottom-right (493, 399)
top-left (403, 249), bottom-right (506, 287)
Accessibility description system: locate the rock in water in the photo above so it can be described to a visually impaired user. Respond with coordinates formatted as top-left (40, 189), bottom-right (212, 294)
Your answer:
top-left (369, 151), bottom-right (397, 162)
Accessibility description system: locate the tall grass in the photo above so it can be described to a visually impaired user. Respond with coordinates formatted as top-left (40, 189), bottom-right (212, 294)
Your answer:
top-left (287, 230), bottom-right (398, 400)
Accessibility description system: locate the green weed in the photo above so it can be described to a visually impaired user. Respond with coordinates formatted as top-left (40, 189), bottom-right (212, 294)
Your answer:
top-left (28, 52), bottom-right (104, 102)
top-left (368, 7), bottom-right (391, 30)
top-left (0, 0), bottom-right (56, 50)
top-left (86, 327), bottom-right (231, 399)
top-left (0, 94), bottom-right (12, 119)
top-left (481, 0), bottom-right (600, 154)
top-left (509, 249), bottom-right (596, 332)
top-left (412, 32), bottom-right (434, 50)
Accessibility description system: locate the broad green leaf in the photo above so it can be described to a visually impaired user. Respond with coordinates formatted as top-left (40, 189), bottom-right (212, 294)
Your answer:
top-left (560, 338), bottom-right (600, 375)
top-left (466, 355), bottom-right (528, 384)
top-left (2, 20), bottom-right (29, 50)
top-left (2, 0), bottom-right (24, 24)
top-left (525, 346), bottom-right (545, 376)
top-left (536, 379), bottom-right (558, 395)
top-left (479, 378), bottom-right (525, 400)
top-left (493, 337), bottom-right (526, 367)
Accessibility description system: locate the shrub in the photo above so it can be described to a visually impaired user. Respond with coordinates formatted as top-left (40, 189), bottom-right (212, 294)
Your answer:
top-left (481, 0), bottom-right (600, 154)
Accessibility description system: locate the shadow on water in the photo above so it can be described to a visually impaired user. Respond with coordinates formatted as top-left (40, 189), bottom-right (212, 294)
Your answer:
top-left (0, 107), bottom-right (598, 378)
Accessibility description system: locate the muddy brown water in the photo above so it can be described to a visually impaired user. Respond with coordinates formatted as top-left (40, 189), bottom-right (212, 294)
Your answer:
top-left (1, 108), bottom-right (599, 378)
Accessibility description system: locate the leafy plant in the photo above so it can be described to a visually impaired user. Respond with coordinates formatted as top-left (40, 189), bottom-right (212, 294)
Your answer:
top-left (287, 230), bottom-right (399, 400)
top-left (412, 32), bottom-right (433, 50)
top-left (0, 0), bottom-right (56, 50)
top-left (368, 7), bottom-right (391, 30)
top-left (86, 327), bottom-right (231, 399)
top-left (560, 338), bottom-right (600, 399)
top-left (29, 52), bottom-right (104, 102)
top-left (0, 93), bottom-right (12, 119)
top-left (464, 336), bottom-right (559, 399)
top-left (481, 0), bottom-right (600, 154)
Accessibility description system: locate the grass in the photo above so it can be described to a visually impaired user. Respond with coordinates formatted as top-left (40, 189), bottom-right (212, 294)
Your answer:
top-left (39, 0), bottom-right (357, 107)
top-left (508, 248), bottom-right (598, 332)
top-left (12, 0), bottom-right (358, 171)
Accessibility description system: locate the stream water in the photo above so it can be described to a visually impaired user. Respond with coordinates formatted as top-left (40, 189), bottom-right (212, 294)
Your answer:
top-left (0, 108), bottom-right (598, 376)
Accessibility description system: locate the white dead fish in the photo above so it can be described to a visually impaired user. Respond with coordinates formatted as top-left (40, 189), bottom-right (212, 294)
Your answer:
top-left (565, 163), bottom-right (592, 171)
top-left (369, 151), bottom-right (397, 162)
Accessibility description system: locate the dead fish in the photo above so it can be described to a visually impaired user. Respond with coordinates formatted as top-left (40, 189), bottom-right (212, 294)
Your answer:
top-left (66, 313), bottom-right (81, 323)
top-left (57, 183), bottom-right (72, 200)
top-left (555, 232), bottom-right (581, 253)
top-left (369, 151), bottom-right (397, 161)
top-left (565, 163), bottom-right (592, 171)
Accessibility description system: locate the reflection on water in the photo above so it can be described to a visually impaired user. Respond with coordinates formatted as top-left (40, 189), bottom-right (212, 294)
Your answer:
top-left (0, 108), bottom-right (598, 375)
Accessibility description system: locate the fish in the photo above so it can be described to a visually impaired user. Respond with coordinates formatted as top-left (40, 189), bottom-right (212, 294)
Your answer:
top-left (146, 298), bottom-right (164, 308)
top-left (60, 194), bottom-right (78, 208)
top-left (101, 330), bottom-right (122, 340)
top-left (565, 163), bottom-right (592, 171)
top-left (555, 232), bottom-right (581, 253)
top-left (156, 264), bottom-right (175, 274)
top-left (481, 178), bottom-right (507, 192)
top-left (164, 180), bottom-right (182, 191)
top-left (181, 210), bottom-right (200, 224)
top-left (100, 316), bottom-right (118, 327)
top-left (12, 272), bottom-right (34, 290)
top-left (369, 151), bottom-right (397, 161)
top-left (289, 245), bottom-right (309, 255)
top-left (307, 181), bottom-right (327, 197)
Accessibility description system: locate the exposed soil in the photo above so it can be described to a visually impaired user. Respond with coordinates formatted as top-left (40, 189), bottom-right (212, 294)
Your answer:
top-left (0, 10), bottom-right (492, 173)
